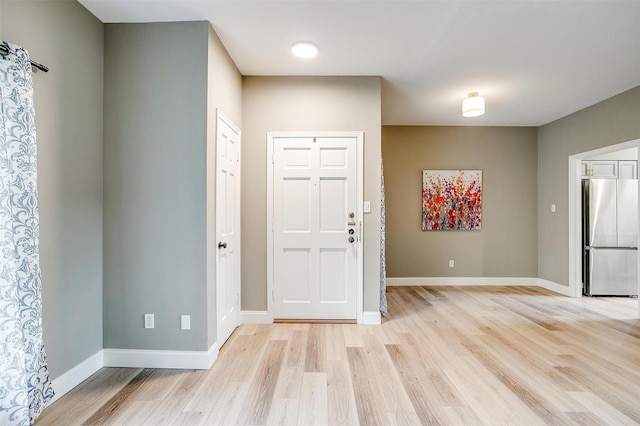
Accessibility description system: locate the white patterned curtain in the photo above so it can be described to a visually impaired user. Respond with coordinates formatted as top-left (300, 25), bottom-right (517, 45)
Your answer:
top-left (0, 41), bottom-right (54, 425)
top-left (380, 158), bottom-right (387, 317)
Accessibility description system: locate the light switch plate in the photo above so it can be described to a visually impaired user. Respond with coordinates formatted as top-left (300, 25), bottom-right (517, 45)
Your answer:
top-left (364, 201), bottom-right (371, 213)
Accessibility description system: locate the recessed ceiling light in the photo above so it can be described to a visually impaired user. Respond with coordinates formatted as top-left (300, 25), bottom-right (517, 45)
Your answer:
top-left (291, 41), bottom-right (318, 59)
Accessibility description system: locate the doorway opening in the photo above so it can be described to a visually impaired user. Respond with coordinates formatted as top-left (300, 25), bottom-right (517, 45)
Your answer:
top-left (568, 139), bottom-right (640, 316)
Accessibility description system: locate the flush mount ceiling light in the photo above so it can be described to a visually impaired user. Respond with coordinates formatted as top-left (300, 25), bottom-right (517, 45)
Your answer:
top-left (462, 92), bottom-right (485, 117)
top-left (291, 41), bottom-right (318, 59)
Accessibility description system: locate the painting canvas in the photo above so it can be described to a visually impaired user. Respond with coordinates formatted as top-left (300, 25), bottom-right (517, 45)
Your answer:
top-left (422, 170), bottom-right (482, 231)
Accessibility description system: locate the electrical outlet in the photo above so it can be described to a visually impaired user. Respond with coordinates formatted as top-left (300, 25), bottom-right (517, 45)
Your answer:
top-left (144, 314), bottom-right (154, 329)
top-left (181, 315), bottom-right (191, 330)
top-left (449, 259), bottom-right (455, 268)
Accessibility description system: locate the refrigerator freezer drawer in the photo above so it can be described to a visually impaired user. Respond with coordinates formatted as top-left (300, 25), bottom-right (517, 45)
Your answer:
top-left (587, 248), bottom-right (638, 296)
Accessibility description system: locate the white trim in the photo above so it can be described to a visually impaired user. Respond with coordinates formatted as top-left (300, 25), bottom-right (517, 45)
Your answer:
top-left (568, 139), bottom-right (640, 303)
top-left (361, 311), bottom-right (381, 325)
top-left (266, 133), bottom-right (275, 324)
top-left (387, 277), bottom-right (539, 286)
top-left (49, 350), bottom-right (103, 405)
top-left (386, 276), bottom-right (574, 296)
top-left (356, 132), bottom-right (364, 324)
top-left (536, 278), bottom-right (573, 296)
top-left (568, 154), bottom-right (583, 298)
top-left (103, 343), bottom-right (219, 370)
top-left (242, 310), bottom-right (272, 324)
top-left (266, 131), bottom-right (365, 324)
top-left (217, 110), bottom-right (240, 135)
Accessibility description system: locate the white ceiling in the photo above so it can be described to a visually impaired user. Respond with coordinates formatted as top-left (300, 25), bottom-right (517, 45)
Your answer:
top-left (78, 0), bottom-right (640, 127)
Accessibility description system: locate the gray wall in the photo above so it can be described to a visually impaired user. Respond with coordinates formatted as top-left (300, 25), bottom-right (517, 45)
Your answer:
top-left (538, 85), bottom-right (640, 286)
top-left (103, 22), bottom-right (210, 351)
top-left (242, 76), bottom-right (382, 312)
top-left (206, 25), bottom-right (242, 348)
top-left (1, 1), bottom-right (104, 379)
top-left (382, 126), bottom-right (538, 277)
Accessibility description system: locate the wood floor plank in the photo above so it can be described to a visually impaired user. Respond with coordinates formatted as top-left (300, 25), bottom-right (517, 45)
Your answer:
top-left (183, 330), bottom-right (270, 413)
top-left (346, 347), bottom-right (388, 425)
top-left (201, 380), bottom-right (250, 425)
top-left (325, 324), bottom-right (348, 361)
top-left (442, 359), bottom-right (543, 425)
top-left (105, 399), bottom-right (155, 425)
top-left (304, 324), bottom-right (326, 373)
top-left (35, 368), bottom-right (141, 426)
top-left (440, 406), bottom-right (484, 426)
top-left (266, 398), bottom-right (300, 426)
top-left (473, 333), bottom-right (586, 413)
top-left (35, 286), bottom-right (640, 426)
top-left (141, 399), bottom-right (192, 425)
top-left (298, 372), bottom-right (328, 426)
top-left (82, 368), bottom-right (157, 425)
top-left (326, 360), bottom-right (359, 426)
top-left (132, 368), bottom-right (186, 401)
top-left (568, 391), bottom-right (639, 426)
top-left (386, 411), bottom-right (424, 426)
top-left (273, 329), bottom-right (306, 400)
top-left (384, 342), bottom-right (449, 425)
top-left (341, 324), bottom-right (365, 348)
top-left (459, 339), bottom-right (573, 425)
top-left (236, 339), bottom-right (287, 425)
top-left (360, 334), bottom-right (415, 416)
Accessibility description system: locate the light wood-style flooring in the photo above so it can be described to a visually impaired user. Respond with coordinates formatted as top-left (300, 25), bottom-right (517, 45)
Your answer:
top-left (36, 286), bottom-right (640, 425)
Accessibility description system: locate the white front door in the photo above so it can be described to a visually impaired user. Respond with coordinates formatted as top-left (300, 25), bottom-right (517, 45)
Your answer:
top-left (216, 111), bottom-right (241, 345)
top-left (269, 133), bottom-right (362, 320)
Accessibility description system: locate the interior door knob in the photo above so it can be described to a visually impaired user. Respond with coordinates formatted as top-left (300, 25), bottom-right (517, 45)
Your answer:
top-left (218, 242), bottom-right (227, 249)
top-left (348, 237), bottom-right (355, 243)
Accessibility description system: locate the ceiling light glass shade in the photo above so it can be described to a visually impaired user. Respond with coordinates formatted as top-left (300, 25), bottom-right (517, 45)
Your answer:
top-left (291, 41), bottom-right (318, 59)
top-left (462, 92), bottom-right (485, 117)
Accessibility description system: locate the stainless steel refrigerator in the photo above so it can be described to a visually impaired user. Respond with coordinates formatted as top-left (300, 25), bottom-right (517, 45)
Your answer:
top-left (582, 179), bottom-right (638, 296)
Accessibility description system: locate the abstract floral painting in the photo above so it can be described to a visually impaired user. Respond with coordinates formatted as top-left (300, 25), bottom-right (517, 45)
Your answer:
top-left (422, 170), bottom-right (482, 231)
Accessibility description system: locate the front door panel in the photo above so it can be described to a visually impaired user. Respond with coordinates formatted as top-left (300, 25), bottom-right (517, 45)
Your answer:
top-left (272, 137), bottom-right (358, 319)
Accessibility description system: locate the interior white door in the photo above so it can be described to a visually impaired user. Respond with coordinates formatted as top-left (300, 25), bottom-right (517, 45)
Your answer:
top-left (216, 112), bottom-right (241, 345)
top-left (272, 136), bottom-right (359, 319)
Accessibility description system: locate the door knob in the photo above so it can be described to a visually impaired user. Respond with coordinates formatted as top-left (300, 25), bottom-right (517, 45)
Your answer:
top-left (218, 242), bottom-right (227, 249)
top-left (348, 237), bottom-right (355, 243)
top-left (348, 229), bottom-right (355, 235)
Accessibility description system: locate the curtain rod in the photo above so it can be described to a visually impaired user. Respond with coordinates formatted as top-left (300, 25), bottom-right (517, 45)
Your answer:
top-left (0, 44), bottom-right (49, 73)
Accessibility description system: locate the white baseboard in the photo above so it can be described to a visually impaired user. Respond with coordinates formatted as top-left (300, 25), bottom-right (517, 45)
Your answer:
top-left (387, 276), bottom-right (574, 297)
top-left (535, 278), bottom-right (574, 296)
top-left (49, 350), bottom-right (103, 405)
top-left (242, 310), bottom-right (381, 325)
top-left (103, 343), bottom-right (218, 370)
top-left (387, 277), bottom-right (538, 286)
top-left (48, 343), bottom-right (219, 405)
top-left (242, 310), bottom-right (272, 324)
top-left (361, 311), bottom-right (382, 325)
